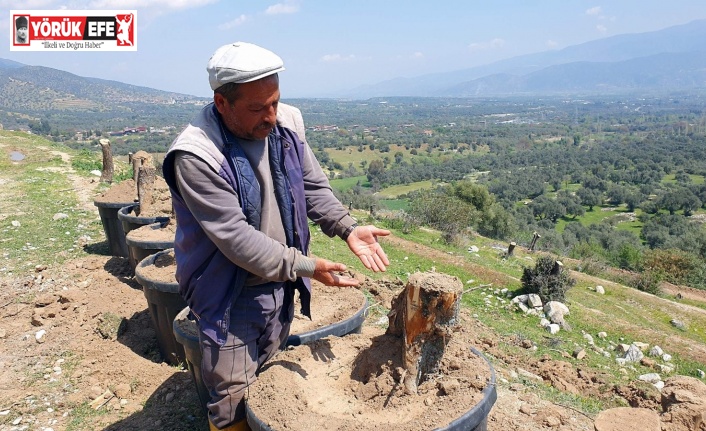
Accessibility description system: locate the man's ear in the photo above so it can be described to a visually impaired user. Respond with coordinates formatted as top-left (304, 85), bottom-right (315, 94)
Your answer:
top-left (213, 93), bottom-right (227, 114)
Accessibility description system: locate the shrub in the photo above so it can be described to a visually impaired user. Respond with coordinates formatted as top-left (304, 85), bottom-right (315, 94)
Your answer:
top-left (521, 255), bottom-right (576, 303)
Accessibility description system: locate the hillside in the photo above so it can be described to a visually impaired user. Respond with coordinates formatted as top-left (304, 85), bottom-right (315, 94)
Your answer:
top-left (2, 132), bottom-right (706, 430)
top-left (345, 19), bottom-right (706, 97)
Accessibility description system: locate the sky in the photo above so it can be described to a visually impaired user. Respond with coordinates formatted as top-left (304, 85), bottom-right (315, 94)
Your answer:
top-left (2, 0), bottom-right (706, 99)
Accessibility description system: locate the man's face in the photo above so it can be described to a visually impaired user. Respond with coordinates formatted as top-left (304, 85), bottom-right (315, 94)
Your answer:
top-left (17, 26), bottom-right (27, 41)
top-left (215, 76), bottom-right (280, 141)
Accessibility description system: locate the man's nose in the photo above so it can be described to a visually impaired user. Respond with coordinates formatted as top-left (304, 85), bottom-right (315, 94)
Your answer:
top-left (264, 105), bottom-right (277, 125)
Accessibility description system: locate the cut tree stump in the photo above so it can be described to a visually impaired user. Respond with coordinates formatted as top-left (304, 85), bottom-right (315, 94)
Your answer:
top-left (386, 272), bottom-right (463, 394)
top-left (99, 138), bottom-right (114, 184)
top-left (131, 150), bottom-right (154, 202)
top-left (137, 166), bottom-right (156, 216)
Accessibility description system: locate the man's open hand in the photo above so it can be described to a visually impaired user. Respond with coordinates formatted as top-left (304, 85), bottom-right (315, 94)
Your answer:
top-left (346, 225), bottom-right (390, 272)
top-left (312, 258), bottom-right (359, 287)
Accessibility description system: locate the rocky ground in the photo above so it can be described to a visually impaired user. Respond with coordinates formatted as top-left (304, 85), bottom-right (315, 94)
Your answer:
top-left (1, 146), bottom-right (705, 431)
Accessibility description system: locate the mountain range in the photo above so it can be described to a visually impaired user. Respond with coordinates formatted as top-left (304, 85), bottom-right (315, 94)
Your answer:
top-left (0, 19), bottom-right (705, 112)
top-left (342, 19), bottom-right (706, 98)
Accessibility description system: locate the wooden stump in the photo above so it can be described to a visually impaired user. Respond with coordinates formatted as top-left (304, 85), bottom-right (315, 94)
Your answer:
top-left (507, 241), bottom-right (516, 257)
top-left (386, 272), bottom-right (463, 394)
top-left (137, 166), bottom-right (156, 216)
top-left (99, 139), bottom-right (114, 184)
top-left (131, 150), bottom-right (154, 202)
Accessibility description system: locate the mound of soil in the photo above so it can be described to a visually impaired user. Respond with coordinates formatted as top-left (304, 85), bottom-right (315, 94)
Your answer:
top-left (125, 221), bottom-right (177, 243)
top-left (247, 325), bottom-right (492, 431)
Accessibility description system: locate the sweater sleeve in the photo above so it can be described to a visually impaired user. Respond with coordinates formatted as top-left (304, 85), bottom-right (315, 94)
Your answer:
top-left (300, 142), bottom-right (358, 238)
top-left (173, 151), bottom-right (316, 280)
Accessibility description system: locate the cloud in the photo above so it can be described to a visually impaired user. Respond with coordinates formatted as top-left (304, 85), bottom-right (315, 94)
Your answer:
top-left (596, 24), bottom-right (607, 34)
top-left (265, 2), bottom-right (299, 15)
top-left (219, 14), bottom-right (249, 30)
top-left (585, 6), bottom-right (602, 16)
top-left (411, 51), bottom-right (423, 59)
top-left (320, 54), bottom-right (356, 63)
top-left (468, 38), bottom-right (506, 52)
top-left (546, 40), bottom-right (559, 49)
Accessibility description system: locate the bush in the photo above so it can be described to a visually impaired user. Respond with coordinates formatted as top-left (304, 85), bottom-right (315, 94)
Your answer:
top-left (521, 255), bottom-right (576, 303)
top-left (630, 270), bottom-right (663, 295)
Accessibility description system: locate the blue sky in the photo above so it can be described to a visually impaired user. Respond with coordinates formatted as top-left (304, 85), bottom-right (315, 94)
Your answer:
top-left (2, 0), bottom-right (706, 98)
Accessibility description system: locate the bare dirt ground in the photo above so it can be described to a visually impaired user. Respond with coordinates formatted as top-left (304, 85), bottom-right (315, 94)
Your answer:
top-left (0, 151), bottom-right (704, 431)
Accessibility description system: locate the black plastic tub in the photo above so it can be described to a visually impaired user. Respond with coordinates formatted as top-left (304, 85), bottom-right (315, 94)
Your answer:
top-left (246, 346), bottom-right (497, 431)
top-left (117, 203), bottom-right (170, 238)
top-left (124, 221), bottom-right (175, 272)
top-left (134, 249), bottom-right (186, 365)
top-left (94, 200), bottom-right (134, 257)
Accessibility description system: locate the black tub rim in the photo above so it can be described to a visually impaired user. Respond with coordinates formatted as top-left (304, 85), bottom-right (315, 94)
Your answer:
top-left (134, 248), bottom-right (179, 294)
top-left (125, 221), bottom-right (175, 250)
top-left (93, 199), bottom-right (136, 209)
top-left (285, 290), bottom-right (367, 346)
top-left (117, 203), bottom-right (171, 225)
top-left (245, 346), bottom-right (497, 431)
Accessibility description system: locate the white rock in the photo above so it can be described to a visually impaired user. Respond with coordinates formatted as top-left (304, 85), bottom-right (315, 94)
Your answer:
top-left (539, 318), bottom-right (551, 328)
top-left (467, 245), bottom-right (479, 253)
top-left (616, 358), bottom-right (627, 366)
top-left (52, 213), bottom-right (68, 221)
top-left (662, 353), bottom-right (672, 362)
top-left (547, 324), bottom-right (560, 335)
top-left (597, 332), bottom-right (607, 339)
top-left (624, 344), bottom-right (644, 362)
top-left (633, 342), bottom-right (650, 351)
top-left (638, 373), bottom-right (662, 384)
top-left (583, 334), bottom-right (594, 345)
top-left (649, 346), bottom-right (664, 357)
top-left (35, 329), bottom-right (47, 343)
top-left (90, 170), bottom-right (102, 177)
top-left (527, 294), bottom-right (543, 308)
top-left (595, 285), bottom-right (605, 294)
top-left (511, 294), bottom-right (529, 304)
top-left (11, 220), bottom-right (20, 227)
top-left (697, 369), bottom-right (705, 379)
top-left (656, 364), bottom-right (673, 374)
top-left (653, 381), bottom-right (665, 391)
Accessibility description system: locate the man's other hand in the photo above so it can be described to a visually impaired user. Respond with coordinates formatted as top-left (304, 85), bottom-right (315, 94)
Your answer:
top-left (346, 225), bottom-right (391, 272)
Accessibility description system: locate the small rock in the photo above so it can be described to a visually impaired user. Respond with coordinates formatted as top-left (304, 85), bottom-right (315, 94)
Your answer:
top-left (633, 342), bottom-right (650, 351)
top-left (649, 346), bottom-right (664, 357)
top-left (670, 319), bottom-right (686, 330)
top-left (583, 333), bottom-right (594, 344)
top-left (653, 381), bottom-right (665, 391)
top-left (52, 213), bottom-right (69, 221)
top-left (597, 331), bottom-right (607, 339)
top-left (438, 379), bottom-right (460, 395)
top-left (638, 373), bottom-right (661, 384)
top-left (596, 285), bottom-right (605, 294)
top-left (573, 348), bottom-right (586, 360)
top-left (519, 404), bottom-right (533, 415)
top-left (527, 294), bottom-right (542, 308)
top-left (624, 345), bottom-right (644, 362)
top-left (165, 392), bottom-right (175, 402)
top-left (114, 383), bottom-right (132, 399)
top-left (35, 329), bottom-right (46, 343)
top-left (467, 245), bottom-right (479, 253)
top-left (521, 339), bottom-right (533, 349)
top-left (11, 220), bottom-right (20, 227)
top-left (544, 415), bottom-right (561, 427)
top-left (516, 368), bottom-right (543, 383)
top-left (539, 318), bottom-right (550, 328)
top-left (640, 358), bottom-right (656, 368)
top-left (35, 264), bottom-right (47, 272)
top-left (697, 370), bottom-right (705, 379)
top-left (547, 324), bottom-right (560, 335)
top-left (662, 353), bottom-right (672, 362)
top-left (90, 170), bottom-right (102, 177)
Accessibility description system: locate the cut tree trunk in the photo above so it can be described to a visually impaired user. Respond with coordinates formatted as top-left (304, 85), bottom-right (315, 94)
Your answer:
top-left (386, 272), bottom-right (463, 394)
top-left (131, 150), bottom-right (154, 202)
top-left (99, 139), bottom-right (114, 184)
top-left (137, 166), bottom-right (156, 217)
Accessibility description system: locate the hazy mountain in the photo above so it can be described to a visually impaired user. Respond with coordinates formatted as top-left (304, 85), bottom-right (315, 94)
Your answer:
top-left (0, 61), bottom-right (207, 113)
top-left (344, 19), bottom-right (706, 98)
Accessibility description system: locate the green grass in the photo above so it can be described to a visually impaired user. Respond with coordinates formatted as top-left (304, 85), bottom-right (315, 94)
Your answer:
top-left (377, 180), bottom-right (434, 198)
top-left (329, 175), bottom-right (369, 192)
top-left (0, 131), bottom-right (107, 272)
top-left (379, 199), bottom-right (409, 211)
top-left (662, 173), bottom-right (705, 185)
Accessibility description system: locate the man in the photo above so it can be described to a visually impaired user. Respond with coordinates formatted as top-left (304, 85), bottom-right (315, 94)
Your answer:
top-left (15, 16), bottom-right (28, 45)
top-left (162, 42), bottom-right (390, 431)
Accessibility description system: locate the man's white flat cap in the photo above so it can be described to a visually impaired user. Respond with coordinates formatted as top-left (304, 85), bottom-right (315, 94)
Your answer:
top-left (207, 42), bottom-right (285, 90)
